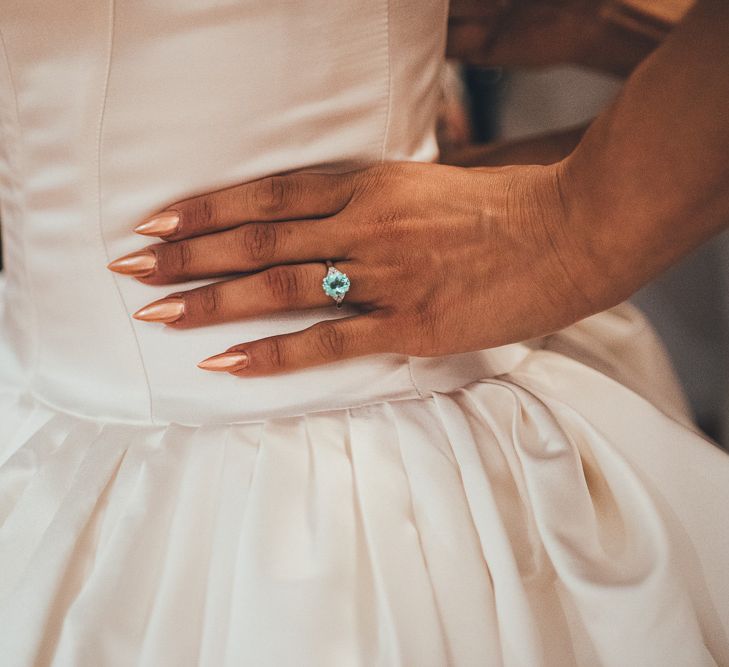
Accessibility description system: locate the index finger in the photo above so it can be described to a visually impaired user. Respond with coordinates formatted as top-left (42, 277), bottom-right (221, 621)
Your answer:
top-left (134, 171), bottom-right (357, 241)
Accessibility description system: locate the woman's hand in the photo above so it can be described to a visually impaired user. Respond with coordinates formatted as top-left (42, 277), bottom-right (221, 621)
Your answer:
top-left (107, 162), bottom-right (608, 376)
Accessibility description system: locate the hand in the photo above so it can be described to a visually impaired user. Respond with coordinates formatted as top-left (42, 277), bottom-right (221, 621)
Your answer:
top-left (107, 162), bottom-right (606, 376)
top-left (447, 0), bottom-right (672, 76)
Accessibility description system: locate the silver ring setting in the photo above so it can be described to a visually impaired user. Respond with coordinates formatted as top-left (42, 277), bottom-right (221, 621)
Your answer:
top-left (322, 260), bottom-right (351, 308)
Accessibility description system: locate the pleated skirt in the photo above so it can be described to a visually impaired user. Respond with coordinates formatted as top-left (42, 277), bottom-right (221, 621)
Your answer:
top-left (1, 303), bottom-right (728, 667)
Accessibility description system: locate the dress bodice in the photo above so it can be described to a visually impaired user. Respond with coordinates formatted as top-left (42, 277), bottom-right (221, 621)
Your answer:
top-left (0, 0), bottom-right (533, 424)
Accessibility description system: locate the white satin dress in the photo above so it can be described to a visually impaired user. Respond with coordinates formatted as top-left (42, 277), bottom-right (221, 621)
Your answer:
top-left (0, 1), bottom-right (727, 666)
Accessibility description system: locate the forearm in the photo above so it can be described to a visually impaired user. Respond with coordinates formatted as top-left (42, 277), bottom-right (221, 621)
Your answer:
top-left (447, 0), bottom-right (686, 76)
top-left (561, 0), bottom-right (729, 305)
top-left (442, 124), bottom-right (589, 167)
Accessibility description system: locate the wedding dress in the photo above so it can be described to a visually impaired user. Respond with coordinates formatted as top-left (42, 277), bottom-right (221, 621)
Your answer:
top-left (0, 1), bottom-right (727, 665)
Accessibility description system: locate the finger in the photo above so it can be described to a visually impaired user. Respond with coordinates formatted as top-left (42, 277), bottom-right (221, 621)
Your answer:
top-left (197, 313), bottom-right (390, 376)
top-left (117, 217), bottom-right (352, 285)
top-left (134, 171), bottom-right (358, 241)
top-left (132, 261), bottom-right (371, 327)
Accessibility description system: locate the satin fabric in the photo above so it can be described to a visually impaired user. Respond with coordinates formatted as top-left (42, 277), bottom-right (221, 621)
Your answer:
top-left (0, 1), bottom-right (728, 665)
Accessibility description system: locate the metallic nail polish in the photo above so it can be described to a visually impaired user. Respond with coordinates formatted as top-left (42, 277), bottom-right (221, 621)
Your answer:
top-left (197, 351), bottom-right (249, 372)
top-left (133, 211), bottom-right (180, 237)
top-left (133, 297), bottom-right (185, 323)
top-left (107, 249), bottom-right (157, 276)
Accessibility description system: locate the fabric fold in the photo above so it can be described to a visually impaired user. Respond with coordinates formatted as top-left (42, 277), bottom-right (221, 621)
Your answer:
top-left (0, 345), bottom-right (728, 666)
top-left (0, 424), bottom-right (131, 667)
top-left (347, 404), bottom-right (449, 666)
top-left (433, 390), bottom-right (546, 666)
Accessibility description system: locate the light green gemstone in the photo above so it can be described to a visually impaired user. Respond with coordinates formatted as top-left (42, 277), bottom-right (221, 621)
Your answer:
top-left (322, 267), bottom-right (350, 301)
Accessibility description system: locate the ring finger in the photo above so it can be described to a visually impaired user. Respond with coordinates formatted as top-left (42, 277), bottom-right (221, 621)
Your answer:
top-left (131, 261), bottom-right (373, 328)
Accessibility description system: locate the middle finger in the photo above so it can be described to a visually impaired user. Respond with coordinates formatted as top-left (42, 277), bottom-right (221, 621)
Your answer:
top-left (108, 217), bottom-right (352, 285)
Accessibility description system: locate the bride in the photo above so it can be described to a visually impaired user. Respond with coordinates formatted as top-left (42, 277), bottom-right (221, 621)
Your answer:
top-left (0, 0), bottom-right (727, 665)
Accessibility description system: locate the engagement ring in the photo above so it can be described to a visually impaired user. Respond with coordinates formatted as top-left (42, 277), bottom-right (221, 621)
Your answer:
top-left (322, 260), bottom-right (350, 308)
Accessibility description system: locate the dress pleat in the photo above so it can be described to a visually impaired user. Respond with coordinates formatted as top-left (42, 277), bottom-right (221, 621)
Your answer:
top-left (348, 404), bottom-right (449, 667)
top-left (434, 391), bottom-right (545, 666)
top-left (389, 399), bottom-right (503, 666)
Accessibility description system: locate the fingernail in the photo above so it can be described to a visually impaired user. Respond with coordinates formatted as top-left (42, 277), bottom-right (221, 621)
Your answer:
top-left (197, 351), bottom-right (249, 372)
top-left (134, 211), bottom-right (180, 237)
top-left (107, 249), bottom-right (157, 276)
top-left (133, 296), bottom-right (185, 323)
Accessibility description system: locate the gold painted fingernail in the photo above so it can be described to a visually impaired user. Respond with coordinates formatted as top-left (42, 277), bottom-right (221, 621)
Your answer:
top-left (134, 211), bottom-right (180, 237)
top-left (197, 351), bottom-right (249, 372)
top-left (133, 296), bottom-right (185, 323)
top-left (107, 249), bottom-right (157, 276)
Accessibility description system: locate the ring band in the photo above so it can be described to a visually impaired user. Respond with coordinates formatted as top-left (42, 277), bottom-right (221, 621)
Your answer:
top-left (322, 260), bottom-right (351, 308)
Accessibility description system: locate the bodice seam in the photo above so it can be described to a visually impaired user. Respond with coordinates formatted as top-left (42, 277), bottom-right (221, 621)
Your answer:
top-left (0, 24), bottom-right (40, 386)
top-left (379, 0), bottom-right (393, 163)
top-left (95, 0), bottom-right (157, 425)
top-left (19, 384), bottom-right (433, 429)
top-left (375, 0), bottom-right (422, 400)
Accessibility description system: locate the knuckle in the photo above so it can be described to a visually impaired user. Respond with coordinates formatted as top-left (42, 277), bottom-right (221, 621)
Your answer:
top-left (375, 209), bottom-right (401, 227)
top-left (372, 209), bottom-right (405, 242)
top-left (253, 176), bottom-right (295, 215)
top-left (197, 284), bottom-right (221, 316)
top-left (239, 223), bottom-right (277, 262)
top-left (315, 321), bottom-right (347, 359)
top-left (263, 337), bottom-right (286, 370)
top-left (264, 266), bottom-right (300, 305)
top-left (190, 195), bottom-right (217, 229)
top-left (359, 163), bottom-right (395, 191)
top-left (170, 241), bottom-right (194, 273)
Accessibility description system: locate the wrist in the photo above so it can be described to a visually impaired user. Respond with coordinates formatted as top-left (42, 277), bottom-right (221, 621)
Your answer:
top-left (550, 157), bottom-right (633, 314)
top-left (499, 161), bottom-right (619, 323)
